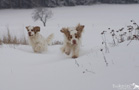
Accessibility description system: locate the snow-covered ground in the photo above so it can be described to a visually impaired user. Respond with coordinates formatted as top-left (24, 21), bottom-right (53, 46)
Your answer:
top-left (0, 4), bottom-right (139, 90)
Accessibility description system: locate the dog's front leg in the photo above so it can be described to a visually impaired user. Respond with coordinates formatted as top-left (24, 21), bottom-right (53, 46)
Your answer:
top-left (72, 46), bottom-right (79, 58)
top-left (65, 44), bottom-right (71, 55)
top-left (61, 43), bottom-right (71, 55)
top-left (61, 43), bottom-right (66, 53)
top-left (32, 44), bottom-right (37, 52)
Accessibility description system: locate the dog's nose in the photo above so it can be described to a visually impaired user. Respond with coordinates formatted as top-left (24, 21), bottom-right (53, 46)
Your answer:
top-left (72, 40), bottom-right (76, 44)
top-left (29, 32), bottom-right (31, 35)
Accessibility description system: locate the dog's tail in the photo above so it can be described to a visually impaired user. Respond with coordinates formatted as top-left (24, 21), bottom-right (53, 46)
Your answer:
top-left (46, 33), bottom-right (54, 45)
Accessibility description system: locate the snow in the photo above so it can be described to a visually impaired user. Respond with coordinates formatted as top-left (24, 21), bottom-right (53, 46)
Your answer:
top-left (0, 4), bottom-right (139, 90)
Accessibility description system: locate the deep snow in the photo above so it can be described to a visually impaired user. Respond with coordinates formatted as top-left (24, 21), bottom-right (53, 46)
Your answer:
top-left (0, 4), bottom-right (139, 90)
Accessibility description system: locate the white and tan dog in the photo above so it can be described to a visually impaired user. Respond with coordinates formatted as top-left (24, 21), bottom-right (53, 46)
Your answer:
top-left (26, 26), bottom-right (54, 53)
top-left (60, 24), bottom-right (84, 58)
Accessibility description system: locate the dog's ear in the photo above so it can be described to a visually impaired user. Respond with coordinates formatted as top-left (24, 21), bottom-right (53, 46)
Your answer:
top-left (60, 28), bottom-right (71, 40)
top-left (76, 24), bottom-right (85, 33)
top-left (60, 28), bottom-right (68, 33)
top-left (34, 26), bottom-right (40, 32)
top-left (76, 24), bottom-right (85, 38)
top-left (26, 26), bottom-right (29, 31)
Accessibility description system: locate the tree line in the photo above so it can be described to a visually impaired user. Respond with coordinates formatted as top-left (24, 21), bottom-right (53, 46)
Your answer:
top-left (0, 0), bottom-right (139, 9)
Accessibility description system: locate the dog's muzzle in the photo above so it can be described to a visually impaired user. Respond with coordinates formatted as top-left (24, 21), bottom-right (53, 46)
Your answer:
top-left (72, 40), bottom-right (77, 44)
top-left (28, 32), bottom-right (32, 36)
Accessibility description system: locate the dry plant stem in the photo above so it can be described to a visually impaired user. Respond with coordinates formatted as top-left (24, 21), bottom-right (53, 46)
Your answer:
top-left (102, 33), bottom-right (109, 53)
top-left (127, 39), bottom-right (133, 46)
top-left (2, 25), bottom-right (28, 45)
top-left (101, 50), bottom-right (108, 66)
top-left (112, 36), bottom-right (116, 45)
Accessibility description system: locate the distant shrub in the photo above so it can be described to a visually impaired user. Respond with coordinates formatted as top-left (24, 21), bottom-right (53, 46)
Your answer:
top-left (32, 8), bottom-right (52, 27)
top-left (52, 40), bottom-right (63, 45)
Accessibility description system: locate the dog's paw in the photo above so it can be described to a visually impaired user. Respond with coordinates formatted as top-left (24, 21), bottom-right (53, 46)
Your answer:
top-left (65, 52), bottom-right (70, 55)
top-left (61, 47), bottom-right (65, 53)
top-left (35, 46), bottom-right (43, 53)
top-left (72, 55), bottom-right (78, 59)
top-left (34, 50), bottom-right (37, 52)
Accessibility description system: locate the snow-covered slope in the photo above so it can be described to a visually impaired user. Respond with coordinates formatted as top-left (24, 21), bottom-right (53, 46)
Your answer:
top-left (0, 4), bottom-right (139, 90)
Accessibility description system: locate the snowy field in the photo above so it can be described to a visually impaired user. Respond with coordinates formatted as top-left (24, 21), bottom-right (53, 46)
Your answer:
top-left (0, 4), bottom-right (139, 90)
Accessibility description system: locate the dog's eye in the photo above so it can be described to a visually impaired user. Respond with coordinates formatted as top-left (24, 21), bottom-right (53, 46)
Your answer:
top-left (75, 35), bottom-right (78, 38)
top-left (75, 34), bottom-right (78, 38)
top-left (68, 35), bottom-right (72, 40)
top-left (31, 30), bottom-right (34, 31)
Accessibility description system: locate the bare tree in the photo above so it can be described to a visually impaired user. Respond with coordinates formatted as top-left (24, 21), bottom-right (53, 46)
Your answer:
top-left (32, 7), bottom-right (52, 27)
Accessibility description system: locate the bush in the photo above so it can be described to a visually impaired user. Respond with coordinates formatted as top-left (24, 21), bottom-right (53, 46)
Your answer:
top-left (52, 40), bottom-right (63, 45)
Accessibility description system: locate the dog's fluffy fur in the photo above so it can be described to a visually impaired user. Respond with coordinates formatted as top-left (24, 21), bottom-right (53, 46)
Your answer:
top-left (60, 24), bottom-right (84, 58)
top-left (26, 26), bottom-right (54, 53)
